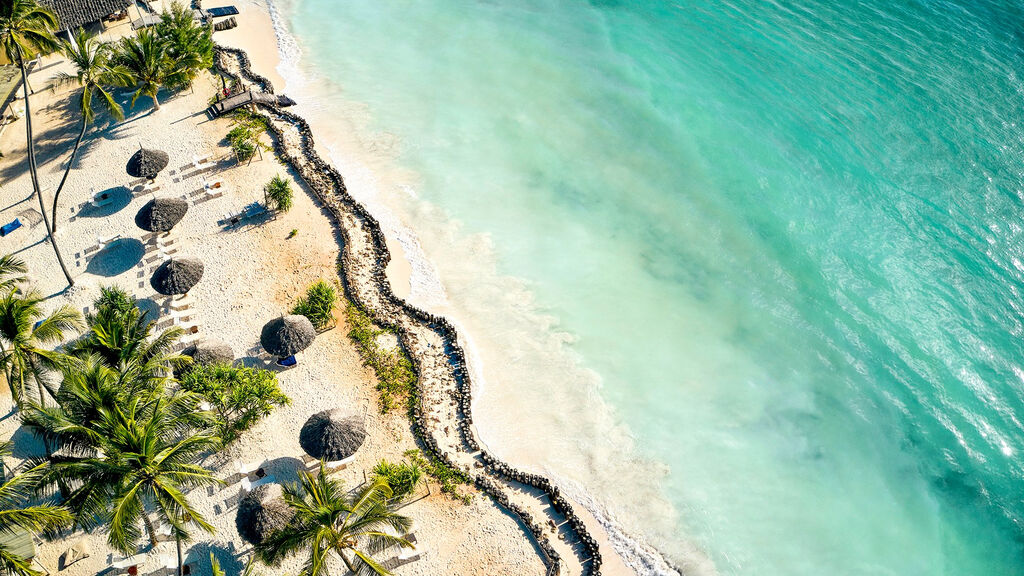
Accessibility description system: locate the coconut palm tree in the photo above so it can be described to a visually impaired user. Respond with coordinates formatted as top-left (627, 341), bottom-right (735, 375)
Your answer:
top-left (116, 28), bottom-right (183, 111)
top-left (0, 0), bottom-right (74, 287)
top-left (67, 287), bottom-right (188, 389)
top-left (36, 389), bottom-right (219, 562)
top-left (156, 1), bottom-right (213, 89)
top-left (256, 467), bottom-right (412, 576)
top-left (0, 289), bottom-right (82, 408)
top-left (0, 255), bottom-right (27, 295)
top-left (49, 28), bottom-right (131, 233)
top-left (0, 441), bottom-right (72, 576)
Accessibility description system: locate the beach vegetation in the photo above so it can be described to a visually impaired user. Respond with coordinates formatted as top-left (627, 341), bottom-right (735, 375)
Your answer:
top-left (288, 228), bottom-right (298, 239)
top-left (402, 450), bottom-right (471, 503)
top-left (49, 29), bottom-right (131, 233)
top-left (264, 174), bottom-right (293, 212)
top-left (254, 466), bottom-right (412, 576)
top-left (0, 288), bottom-right (83, 409)
top-left (344, 301), bottom-right (416, 412)
top-left (0, 441), bottom-right (72, 576)
top-left (115, 28), bottom-right (180, 111)
top-left (291, 280), bottom-right (336, 330)
top-left (179, 363), bottom-right (290, 444)
top-left (68, 287), bottom-right (189, 389)
top-left (155, 1), bottom-right (214, 89)
top-left (371, 458), bottom-right (423, 501)
top-left (227, 113), bottom-right (268, 163)
top-left (0, 0), bottom-right (75, 287)
top-left (31, 385), bottom-right (220, 566)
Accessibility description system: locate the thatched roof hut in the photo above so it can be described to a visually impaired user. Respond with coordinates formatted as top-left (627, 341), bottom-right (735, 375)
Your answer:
top-left (235, 484), bottom-right (293, 545)
top-left (150, 258), bottom-right (204, 295)
top-left (126, 147), bottom-right (169, 179)
top-left (299, 409), bottom-right (366, 462)
top-left (260, 315), bottom-right (315, 357)
top-left (182, 339), bottom-right (234, 367)
top-left (135, 197), bottom-right (188, 232)
top-left (40, 0), bottom-right (132, 32)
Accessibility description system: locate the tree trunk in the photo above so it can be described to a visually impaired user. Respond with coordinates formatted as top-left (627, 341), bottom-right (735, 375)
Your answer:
top-left (51, 115), bottom-right (88, 233)
top-left (17, 53), bottom-right (75, 288)
top-left (339, 550), bottom-right (356, 573)
top-left (176, 534), bottom-right (183, 576)
top-left (142, 510), bottom-right (159, 548)
top-left (152, 92), bottom-right (161, 110)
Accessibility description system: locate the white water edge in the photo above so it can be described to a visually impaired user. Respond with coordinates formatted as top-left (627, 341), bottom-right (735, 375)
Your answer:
top-left (260, 1), bottom-right (698, 574)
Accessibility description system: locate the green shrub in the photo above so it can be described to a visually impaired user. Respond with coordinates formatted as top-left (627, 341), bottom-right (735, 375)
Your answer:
top-left (179, 363), bottom-right (290, 444)
top-left (265, 174), bottom-right (293, 212)
top-left (291, 280), bottom-right (337, 330)
top-left (93, 285), bottom-right (135, 318)
top-left (371, 458), bottom-right (423, 501)
top-left (403, 449), bottom-right (470, 503)
top-left (231, 137), bottom-right (256, 162)
top-left (344, 301), bottom-right (416, 412)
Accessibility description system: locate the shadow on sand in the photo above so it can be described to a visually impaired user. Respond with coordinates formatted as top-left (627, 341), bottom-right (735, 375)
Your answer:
top-left (85, 238), bottom-right (144, 277)
top-left (73, 186), bottom-right (132, 219)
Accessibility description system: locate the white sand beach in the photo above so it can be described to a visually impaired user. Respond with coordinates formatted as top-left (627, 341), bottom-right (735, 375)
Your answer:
top-left (0, 7), bottom-right (542, 576)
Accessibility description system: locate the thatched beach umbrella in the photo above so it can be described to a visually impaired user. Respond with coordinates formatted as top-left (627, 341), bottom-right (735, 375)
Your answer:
top-left (150, 258), bottom-right (204, 296)
top-left (235, 484), bottom-right (293, 545)
top-left (299, 409), bottom-right (367, 462)
top-left (135, 197), bottom-right (188, 232)
top-left (126, 147), bottom-right (169, 179)
top-left (260, 315), bottom-right (315, 357)
top-left (182, 338), bottom-right (234, 367)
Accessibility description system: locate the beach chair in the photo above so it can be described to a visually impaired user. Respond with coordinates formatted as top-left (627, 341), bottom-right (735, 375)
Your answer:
top-left (90, 188), bottom-right (114, 208)
top-left (193, 154), bottom-right (213, 171)
top-left (237, 461), bottom-right (261, 476)
top-left (112, 553), bottom-right (147, 572)
top-left (241, 474), bottom-right (275, 493)
top-left (325, 454), bottom-right (356, 471)
top-left (0, 219), bottom-right (22, 237)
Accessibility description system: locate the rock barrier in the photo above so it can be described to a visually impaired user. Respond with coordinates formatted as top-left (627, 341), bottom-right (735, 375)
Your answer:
top-left (214, 46), bottom-right (603, 576)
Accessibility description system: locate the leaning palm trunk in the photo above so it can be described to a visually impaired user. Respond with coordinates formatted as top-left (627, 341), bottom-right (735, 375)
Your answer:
top-left (17, 49), bottom-right (74, 287)
top-left (49, 115), bottom-right (87, 232)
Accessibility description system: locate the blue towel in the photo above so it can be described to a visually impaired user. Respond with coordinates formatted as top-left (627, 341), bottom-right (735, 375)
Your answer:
top-left (276, 355), bottom-right (297, 367)
top-left (0, 219), bottom-right (21, 237)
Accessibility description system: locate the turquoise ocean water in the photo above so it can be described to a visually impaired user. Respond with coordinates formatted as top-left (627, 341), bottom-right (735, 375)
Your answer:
top-left (271, 1), bottom-right (1024, 574)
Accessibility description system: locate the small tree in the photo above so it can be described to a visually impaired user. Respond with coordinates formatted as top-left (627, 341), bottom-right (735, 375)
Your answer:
top-left (178, 363), bottom-right (289, 444)
top-left (155, 1), bottom-right (213, 89)
top-left (264, 174), bottom-right (292, 212)
top-left (291, 280), bottom-right (336, 330)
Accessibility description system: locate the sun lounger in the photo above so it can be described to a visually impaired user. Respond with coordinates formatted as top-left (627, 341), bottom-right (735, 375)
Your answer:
top-left (112, 554), bottom-right (147, 570)
top-left (193, 154), bottom-right (214, 171)
top-left (241, 474), bottom-right (275, 493)
top-left (90, 188), bottom-right (115, 208)
top-left (207, 6), bottom-right (239, 17)
top-left (237, 461), bottom-right (261, 476)
top-left (325, 454), bottom-right (356, 471)
top-left (0, 219), bottom-right (21, 237)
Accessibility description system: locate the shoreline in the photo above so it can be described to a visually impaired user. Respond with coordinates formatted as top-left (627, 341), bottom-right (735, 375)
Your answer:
top-left (213, 1), bottom-right (686, 574)
top-left (213, 44), bottom-right (606, 574)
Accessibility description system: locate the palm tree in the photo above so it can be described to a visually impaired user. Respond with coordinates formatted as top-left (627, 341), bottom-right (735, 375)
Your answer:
top-left (49, 28), bottom-right (131, 233)
top-left (67, 286), bottom-right (189, 390)
top-left (156, 1), bottom-right (213, 89)
top-left (0, 255), bottom-right (27, 295)
top-left (37, 389), bottom-right (219, 567)
top-left (0, 0), bottom-right (74, 287)
top-left (116, 28), bottom-right (182, 111)
top-left (256, 467), bottom-right (412, 576)
top-left (0, 289), bottom-right (82, 408)
top-left (0, 441), bottom-right (72, 576)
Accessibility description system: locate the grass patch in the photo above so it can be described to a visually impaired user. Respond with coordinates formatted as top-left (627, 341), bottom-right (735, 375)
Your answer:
top-left (344, 300), bottom-right (416, 412)
top-left (403, 449), bottom-right (471, 503)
